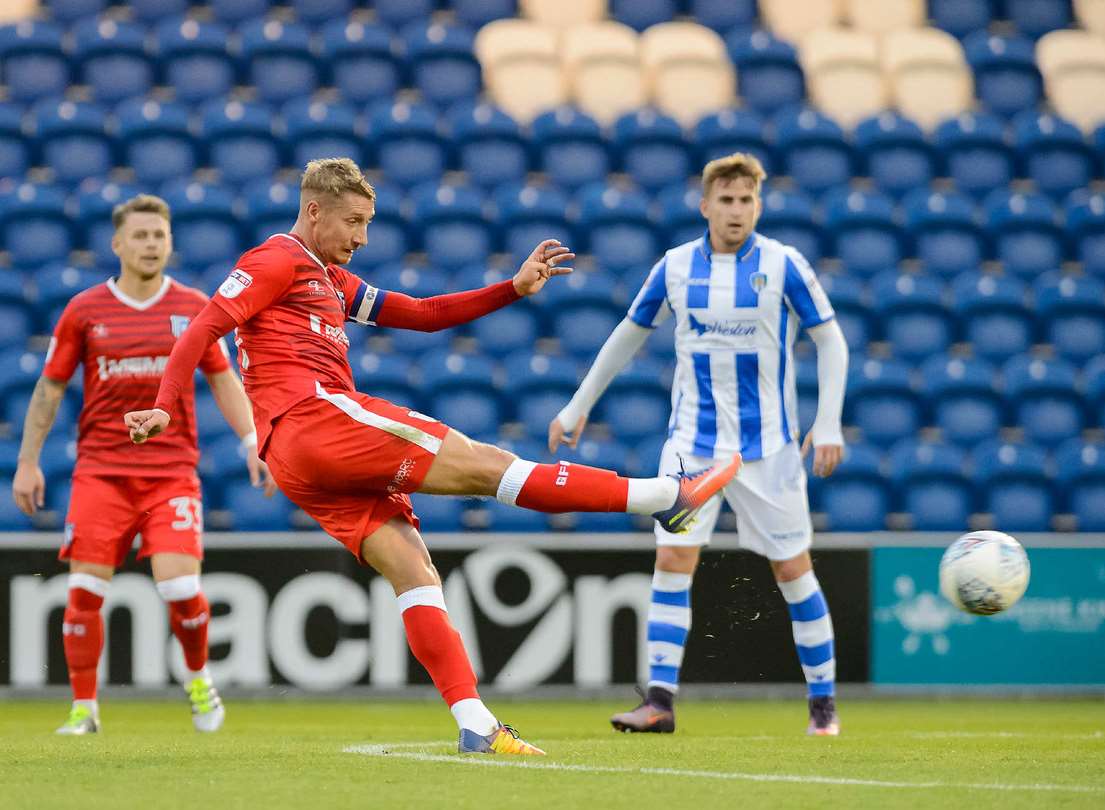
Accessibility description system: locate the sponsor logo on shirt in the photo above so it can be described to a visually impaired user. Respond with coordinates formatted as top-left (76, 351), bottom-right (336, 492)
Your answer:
top-left (169, 314), bottom-right (191, 337)
top-left (387, 457), bottom-right (416, 493)
top-left (687, 313), bottom-right (758, 338)
top-left (307, 314), bottom-right (350, 347)
top-left (306, 279), bottom-right (327, 297)
top-left (219, 269), bottom-right (253, 299)
top-left (96, 355), bottom-right (169, 380)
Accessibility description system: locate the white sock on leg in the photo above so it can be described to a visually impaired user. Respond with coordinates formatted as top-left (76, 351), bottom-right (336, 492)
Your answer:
top-left (450, 698), bottom-right (499, 736)
top-left (625, 477), bottom-right (679, 514)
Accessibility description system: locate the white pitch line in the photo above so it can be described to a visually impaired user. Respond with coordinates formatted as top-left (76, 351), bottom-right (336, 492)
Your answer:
top-left (343, 742), bottom-right (1105, 794)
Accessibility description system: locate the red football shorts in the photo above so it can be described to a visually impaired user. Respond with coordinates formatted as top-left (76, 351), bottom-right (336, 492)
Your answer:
top-left (61, 473), bottom-right (204, 567)
top-left (263, 385), bottom-right (452, 562)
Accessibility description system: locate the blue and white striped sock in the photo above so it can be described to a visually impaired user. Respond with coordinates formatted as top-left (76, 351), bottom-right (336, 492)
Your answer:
top-left (778, 570), bottom-right (835, 698)
top-left (646, 569), bottom-right (693, 694)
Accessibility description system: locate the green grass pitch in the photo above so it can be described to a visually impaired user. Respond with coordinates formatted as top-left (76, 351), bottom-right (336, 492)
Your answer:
top-left (2, 699), bottom-right (1102, 809)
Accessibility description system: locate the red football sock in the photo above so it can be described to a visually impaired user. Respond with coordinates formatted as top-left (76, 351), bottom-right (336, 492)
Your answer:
top-left (168, 593), bottom-right (210, 673)
top-left (401, 595), bottom-right (479, 706)
top-left (63, 588), bottom-right (104, 701)
top-left (506, 460), bottom-right (630, 513)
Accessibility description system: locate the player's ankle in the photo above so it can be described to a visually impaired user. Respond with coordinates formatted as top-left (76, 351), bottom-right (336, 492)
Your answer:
top-left (646, 686), bottom-right (675, 711)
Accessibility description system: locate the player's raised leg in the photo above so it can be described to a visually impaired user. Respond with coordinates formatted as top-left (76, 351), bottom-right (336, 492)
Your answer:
top-left (360, 518), bottom-right (544, 755)
top-left (772, 552), bottom-right (839, 736)
top-left (418, 430), bottom-right (740, 533)
top-left (57, 563), bottom-right (111, 735)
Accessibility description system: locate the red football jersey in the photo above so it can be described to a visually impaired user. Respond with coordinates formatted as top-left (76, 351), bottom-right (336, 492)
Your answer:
top-left (43, 276), bottom-right (231, 477)
top-left (210, 233), bottom-right (382, 452)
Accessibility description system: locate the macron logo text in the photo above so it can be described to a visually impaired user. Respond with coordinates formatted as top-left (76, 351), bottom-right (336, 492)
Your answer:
top-left (97, 355), bottom-right (169, 381)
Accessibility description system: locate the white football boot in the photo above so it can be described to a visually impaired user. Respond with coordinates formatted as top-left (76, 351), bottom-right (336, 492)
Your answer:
top-left (56, 703), bottom-right (100, 735)
top-left (186, 675), bottom-right (225, 732)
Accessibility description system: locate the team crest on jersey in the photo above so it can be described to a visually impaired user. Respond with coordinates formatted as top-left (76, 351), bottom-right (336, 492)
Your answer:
top-left (91, 323), bottom-right (108, 338)
top-left (306, 279), bottom-right (327, 297)
top-left (749, 271), bottom-right (768, 292)
top-left (219, 269), bottom-right (253, 299)
top-left (170, 315), bottom-right (190, 337)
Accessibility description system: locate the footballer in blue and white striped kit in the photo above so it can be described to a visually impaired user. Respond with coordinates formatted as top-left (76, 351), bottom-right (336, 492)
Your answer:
top-left (551, 154), bottom-right (848, 736)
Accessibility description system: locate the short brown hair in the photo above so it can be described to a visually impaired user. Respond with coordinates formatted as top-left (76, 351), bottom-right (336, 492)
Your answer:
top-left (112, 194), bottom-right (171, 230)
top-left (300, 157), bottom-right (376, 202)
top-left (701, 152), bottom-right (767, 196)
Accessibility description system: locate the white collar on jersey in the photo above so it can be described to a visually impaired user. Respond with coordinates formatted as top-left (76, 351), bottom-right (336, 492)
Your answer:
top-left (106, 275), bottom-right (172, 311)
top-left (271, 232), bottom-right (328, 271)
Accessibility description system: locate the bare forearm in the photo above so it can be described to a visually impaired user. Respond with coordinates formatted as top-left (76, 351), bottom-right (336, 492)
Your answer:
top-left (206, 370), bottom-right (256, 439)
top-left (17, 377), bottom-right (66, 464)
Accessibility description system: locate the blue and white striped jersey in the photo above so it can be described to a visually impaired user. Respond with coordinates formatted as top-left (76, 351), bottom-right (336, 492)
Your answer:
top-left (627, 230), bottom-right (835, 461)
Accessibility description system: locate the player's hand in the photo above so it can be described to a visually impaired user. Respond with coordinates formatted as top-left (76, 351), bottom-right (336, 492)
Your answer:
top-left (548, 413), bottom-right (587, 452)
top-left (801, 433), bottom-right (843, 478)
top-left (12, 462), bottom-right (45, 516)
top-left (513, 239), bottom-right (575, 297)
top-left (247, 447), bottom-right (278, 497)
top-left (125, 408), bottom-right (171, 443)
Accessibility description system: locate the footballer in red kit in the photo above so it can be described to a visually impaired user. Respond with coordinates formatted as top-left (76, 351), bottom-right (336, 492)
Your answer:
top-left (12, 194), bottom-right (275, 736)
top-left (126, 159), bottom-right (741, 755)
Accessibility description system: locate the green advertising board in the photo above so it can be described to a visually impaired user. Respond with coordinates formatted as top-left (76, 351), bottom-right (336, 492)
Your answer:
top-left (872, 547), bottom-right (1105, 685)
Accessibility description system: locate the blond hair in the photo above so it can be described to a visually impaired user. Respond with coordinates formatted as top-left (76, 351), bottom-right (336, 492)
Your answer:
top-left (112, 194), bottom-right (171, 230)
top-left (300, 157), bottom-right (376, 203)
top-left (701, 152), bottom-right (767, 196)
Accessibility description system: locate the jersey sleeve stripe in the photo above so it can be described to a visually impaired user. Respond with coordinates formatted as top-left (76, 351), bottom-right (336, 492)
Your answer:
top-left (627, 257), bottom-right (668, 328)
top-left (783, 256), bottom-right (833, 329)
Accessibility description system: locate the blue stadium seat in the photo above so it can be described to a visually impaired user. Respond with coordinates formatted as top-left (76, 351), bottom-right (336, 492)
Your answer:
top-left (1006, 0), bottom-right (1072, 39)
top-left (964, 32), bottom-right (1042, 119)
top-left (870, 272), bottom-right (953, 361)
top-left (611, 0), bottom-right (677, 31)
top-left (1055, 438), bottom-right (1105, 531)
top-left (453, 0), bottom-right (518, 28)
top-left (208, 0), bottom-right (270, 24)
top-left (32, 266), bottom-right (106, 330)
top-left (194, 389), bottom-right (234, 441)
top-left (154, 17), bottom-right (236, 105)
top-left (951, 271), bottom-right (1032, 361)
top-left (1066, 191), bottom-right (1105, 278)
top-left (1003, 354), bottom-right (1085, 447)
top-left (0, 184), bottom-right (73, 268)
top-left (0, 438), bottom-right (18, 479)
top-left (224, 476), bottom-right (296, 530)
top-left (0, 22), bottom-right (69, 102)
top-left (819, 274), bottom-right (874, 351)
top-left (531, 107), bottom-right (610, 191)
top-left (495, 183), bottom-right (572, 265)
top-left (772, 107), bottom-right (853, 195)
top-left (320, 20), bottom-right (398, 106)
top-left (813, 443), bottom-right (889, 531)
top-left (888, 439), bottom-right (973, 530)
top-left (200, 99), bottom-right (281, 187)
top-left (845, 357), bottom-right (921, 447)
top-left (375, 0), bottom-right (437, 30)
top-left (128, 0), bottom-right (189, 22)
top-left (38, 435), bottom-right (77, 484)
top-left (920, 354), bottom-right (1002, 447)
top-left (757, 187), bottom-right (822, 265)
top-left (0, 478), bottom-right (33, 529)
top-left (693, 0), bottom-right (757, 32)
top-left (369, 101), bottom-right (447, 189)
top-left (371, 264), bottom-right (451, 299)
top-left (559, 437), bottom-right (633, 476)
top-left (613, 109), bottom-right (693, 193)
top-left (43, 0), bottom-right (105, 21)
top-left (597, 358), bottom-right (672, 442)
top-left (482, 498), bottom-right (549, 531)
top-left (1087, 355), bottom-right (1105, 427)
top-left (540, 270), bottom-right (625, 358)
top-left (116, 99), bottom-right (197, 187)
top-left (1013, 111), bottom-right (1095, 202)
top-left (420, 350), bottom-right (501, 437)
top-left (1034, 274), bottom-right (1105, 362)
top-left (656, 185), bottom-right (705, 249)
top-left (448, 102), bottom-right (528, 190)
top-left (403, 21), bottom-right (481, 109)
top-left (971, 440), bottom-right (1053, 531)
top-left (930, 0), bottom-right (995, 39)
top-left (347, 183), bottom-right (409, 266)
top-left (902, 189), bottom-right (985, 278)
top-left (853, 112), bottom-right (934, 200)
top-left (501, 351), bottom-right (579, 437)
top-left (576, 184), bottom-right (658, 275)
top-left (823, 189), bottom-right (904, 277)
top-left (73, 181), bottom-right (139, 267)
top-left (0, 300), bottom-right (30, 349)
top-left (162, 182), bottom-right (242, 271)
top-left (469, 304), bottom-right (543, 358)
top-left (693, 108), bottom-right (772, 173)
top-left (0, 102), bottom-right (29, 180)
top-left (0, 348), bottom-right (44, 417)
top-left (283, 98), bottom-right (364, 168)
top-left (239, 19), bottom-right (320, 105)
top-left (0, 271), bottom-right (26, 310)
top-left (71, 18), bottom-right (152, 104)
top-left (933, 112), bottom-right (1015, 200)
top-left (243, 179), bottom-right (298, 245)
top-left (725, 28), bottom-right (804, 115)
top-left (984, 190), bottom-right (1064, 278)
top-left (410, 493), bottom-right (468, 532)
top-left (291, 0), bottom-right (353, 26)
top-left (347, 350), bottom-right (420, 409)
top-left (412, 183), bottom-right (494, 270)
top-left (196, 434), bottom-right (252, 505)
top-left (32, 99), bottom-right (112, 182)
top-left (627, 433), bottom-right (668, 478)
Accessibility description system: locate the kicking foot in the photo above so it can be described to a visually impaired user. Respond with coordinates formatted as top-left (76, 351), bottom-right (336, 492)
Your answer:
top-left (653, 453), bottom-right (742, 534)
top-left (806, 695), bottom-right (840, 736)
top-left (56, 704), bottom-right (99, 735)
top-left (187, 675), bottom-right (225, 732)
top-left (458, 724), bottom-right (546, 755)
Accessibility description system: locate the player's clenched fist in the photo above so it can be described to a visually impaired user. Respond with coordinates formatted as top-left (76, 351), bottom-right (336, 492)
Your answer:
top-left (124, 408), bottom-right (171, 443)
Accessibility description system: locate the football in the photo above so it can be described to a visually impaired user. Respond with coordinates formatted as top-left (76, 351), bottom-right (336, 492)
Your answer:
top-left (939, 531), bottom-right (1031, 615)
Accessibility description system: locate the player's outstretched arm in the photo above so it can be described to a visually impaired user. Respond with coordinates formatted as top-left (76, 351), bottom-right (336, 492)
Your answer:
top-left (549, 318), bottom-right (650, 451)
top-left (11, 376), bottom-right (66, 515)
top-left (205, 369), bottom-right (278, 496)
top-left (803, 319), bottom-right (848, 477)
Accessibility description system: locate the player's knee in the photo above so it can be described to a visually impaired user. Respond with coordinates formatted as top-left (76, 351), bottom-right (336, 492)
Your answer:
top-left (771, 552), bottom-right (812, 582)
top-left (657, 545), bottom-right (700, 575)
